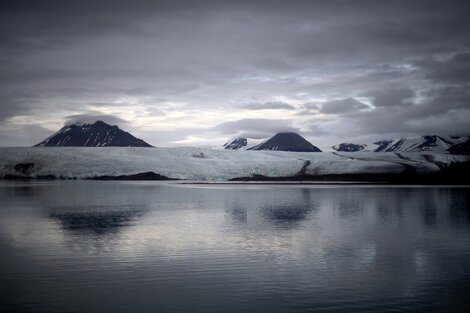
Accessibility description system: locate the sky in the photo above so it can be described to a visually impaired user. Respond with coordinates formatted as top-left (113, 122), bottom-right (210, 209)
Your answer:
top-left (0, 0), bottom-right (469, 149)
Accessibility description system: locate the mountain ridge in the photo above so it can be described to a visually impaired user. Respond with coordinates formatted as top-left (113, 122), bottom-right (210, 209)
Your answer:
top-left (372, 135), bottom-right (467, 153)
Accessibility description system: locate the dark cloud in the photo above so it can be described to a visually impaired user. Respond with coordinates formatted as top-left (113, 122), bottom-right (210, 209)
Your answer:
top-left (334, 84), bottom-right (470, 137)
top-left (240, 101), bottom-right (295, 110)
top-left (305, 124), bottom-right (329, 137)
top-left (0, 91), bottom-right (39, 121)
top-left (214, 118), bottom-right (299, 138)
top-left (346, 106), bottom-right (470, 137)
top-left (418, 51), bottom-right (470, 84)
top-left (320, 98), bottom-right (369, 114)
top-left (64, 114), bottom-right (129, 126)
top-left (3, 1), bottom-right (469, 62)
top-left (0, 124), bottom-right (53, 146)
top-left (421, 85), bottom-right (470, 116)
top-left (367, 86), bottom-right (415, 107)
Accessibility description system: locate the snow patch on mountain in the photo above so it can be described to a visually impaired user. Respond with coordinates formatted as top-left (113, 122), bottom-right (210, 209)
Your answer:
top-left (332, 143), bottom-right (367, 152)
top-left (223, 137), bottom-right (266, 150)
top-left (373, 135), bottom-right (468, 153)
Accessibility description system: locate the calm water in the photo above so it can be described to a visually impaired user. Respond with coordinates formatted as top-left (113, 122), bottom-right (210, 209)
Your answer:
top-left (1, 181), bottom-right (470, 313)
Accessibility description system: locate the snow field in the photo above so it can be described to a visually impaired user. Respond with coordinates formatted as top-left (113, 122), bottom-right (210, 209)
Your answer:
top-left (0, 147), bottom-right (468, 181)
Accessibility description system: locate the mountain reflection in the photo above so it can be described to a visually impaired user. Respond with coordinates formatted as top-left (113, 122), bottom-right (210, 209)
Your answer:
top-left (2, 182), bottom-right (470, 313)
top-left (261, 189), bottom-right (316, 225)
top-left (333, 189), bottom-right (364, 218)
top-left (228, 206), bottom-right (247, 224)
top-left (48, 206), bottom-right (146, 235)
top-left (262, 204), bottom-right (313, 224)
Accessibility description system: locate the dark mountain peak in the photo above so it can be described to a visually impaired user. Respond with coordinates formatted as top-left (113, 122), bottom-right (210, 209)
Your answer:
top-left (34, 121), bottom-right (153, 147)
top-left (274, 132), bottom-right (301, 138)
top-left (66, 120), bottom-right (115, 128)
top-left (248, 132), bottom-right (322, 152)
top-left (92, 120), bottom-right (109, 126)
top-left (333, 143), bottom-right (367, 152)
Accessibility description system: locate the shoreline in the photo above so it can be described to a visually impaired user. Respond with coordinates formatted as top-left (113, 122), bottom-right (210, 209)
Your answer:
top-left (1, 180), bottom-right (469, 189)
top-left (2, 174), bottom-right (469, 186)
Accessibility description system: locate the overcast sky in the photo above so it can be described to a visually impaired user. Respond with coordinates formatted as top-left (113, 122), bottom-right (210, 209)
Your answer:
top-left (1, 0), bottom-right (469, 148)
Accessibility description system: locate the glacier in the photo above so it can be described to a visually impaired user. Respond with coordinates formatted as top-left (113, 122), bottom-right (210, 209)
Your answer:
top-left (0, 147), bottom-right (468, 181)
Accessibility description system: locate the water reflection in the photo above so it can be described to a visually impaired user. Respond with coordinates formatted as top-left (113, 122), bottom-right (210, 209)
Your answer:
top-left (261, 189), bottom-right (315, 226)
top-left (48, 206), bottom-right (145, 235)
top-left (224, 187), bottom-right (317, 228)
top-left (0, 182), bottom-right (470, 313)
top-left (326, 189), bottom-right (363, 218)
top-left (12, 185), bottom-right (37, 197)
top-left (261, 203), bottom-right (313, 224)
top-left (228, 206), bottom-right (247, 224)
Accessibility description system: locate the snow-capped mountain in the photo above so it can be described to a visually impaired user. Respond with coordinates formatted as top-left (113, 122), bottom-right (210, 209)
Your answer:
top-left (224, 137), bottom-right (248, 149)
top-left (372, 135), bottom-right (467, 153)
top-left (448, 139), bottom-right (470, 155)
top-left (332, 143), bottom-right (367, 152)
top-left (223, 137), bottom-right (265, 150)
top-left (248, 132), bottom-right (322, 152)
top-left (34, 121), bottom-right (153, 147)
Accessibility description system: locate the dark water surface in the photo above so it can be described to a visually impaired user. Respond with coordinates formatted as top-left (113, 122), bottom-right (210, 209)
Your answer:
top-left (1, 181), bottom-right (470, 313)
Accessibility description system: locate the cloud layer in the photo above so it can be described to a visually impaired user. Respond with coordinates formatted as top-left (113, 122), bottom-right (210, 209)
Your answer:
top-left (0, 0), bottom-right (469, 148)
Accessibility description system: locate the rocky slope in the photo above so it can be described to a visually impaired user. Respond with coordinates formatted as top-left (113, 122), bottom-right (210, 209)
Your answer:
top-left (373, 135), bottom-right (467, 153)
top-left (332, 143), bottom-right (367, 152)
top-left (34, 121), bottom-right (152, 147)
top-left (248, 133), bottom-right (322, 152)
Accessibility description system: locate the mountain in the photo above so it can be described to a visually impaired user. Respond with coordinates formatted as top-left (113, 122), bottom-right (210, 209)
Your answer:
top-left (223, 137), bottom-right (248, 149)
top-left (223, 137), bottom-right (265, 150)
top-left (374, 140), bottom-right (393, 152)
top-left (332, 143), bottom-right (367, 152)
top-left (34, 121), bottom-right (153, 147)
top-left (248, 132), bottom-right (322, 152)
top-left (448, 139), bottom-right (470, 155)
top-left (373, 135), bottom-right (467, 153)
